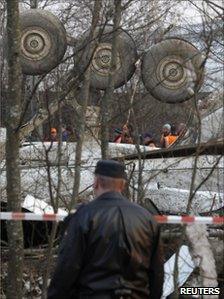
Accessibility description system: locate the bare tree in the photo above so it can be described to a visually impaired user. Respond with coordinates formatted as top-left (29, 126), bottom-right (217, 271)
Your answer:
top-left (71, 0), bottom-right (103, 208)
top-left (0, 1), bottom-right (223, 297)
top-left (100, 0), bottom-right (122, 159)
top-left (5, 0), bottom-right (24, 298)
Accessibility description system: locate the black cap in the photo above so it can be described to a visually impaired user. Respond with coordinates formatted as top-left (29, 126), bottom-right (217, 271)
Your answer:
top-left (95, 160), bottom-right (127, 179)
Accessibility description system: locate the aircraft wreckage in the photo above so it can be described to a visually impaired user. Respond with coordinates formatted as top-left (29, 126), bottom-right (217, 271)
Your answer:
top-left (0, 107), bottom-right (223, 215)
top-left (1, 8), bottom-right (223, 297)
top-left (0, 9), bottom-right (223, 250)
top-left (1, 8), bottom-right (223, 215)
top-left (1, 105), bottom-right (223, 216)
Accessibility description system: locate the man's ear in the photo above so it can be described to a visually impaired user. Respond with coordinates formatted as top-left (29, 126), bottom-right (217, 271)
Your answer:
top-left (93, 176), bottom-right (98, 189)
top-left (120, 179), bottom-right (126, 192)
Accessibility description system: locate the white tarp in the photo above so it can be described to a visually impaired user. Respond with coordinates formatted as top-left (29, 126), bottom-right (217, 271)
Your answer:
top-left (162, 245), bottom-right (195, 298)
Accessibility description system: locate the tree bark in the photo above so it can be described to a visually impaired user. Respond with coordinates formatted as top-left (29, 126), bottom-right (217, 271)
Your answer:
top-left (30, 0), bottom-right (38, 9)
top-left (41, 75), bottom-right (63, 299)
top-left (100, 0), bottom-right (122, 159)
top-left (5, 1), bottom-right (24, 298)
top-left (186, 224), bottom-right (219, 298)
top-left (71, 0), bottom-right (102, 208)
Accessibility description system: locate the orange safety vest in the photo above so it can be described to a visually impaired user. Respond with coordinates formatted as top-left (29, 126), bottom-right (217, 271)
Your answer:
top-left (165, 135), bottom-right (177, 146)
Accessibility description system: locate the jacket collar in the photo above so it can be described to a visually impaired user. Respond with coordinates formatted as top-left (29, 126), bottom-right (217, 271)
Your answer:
top-left (95, 191), bottom-right (124, 201)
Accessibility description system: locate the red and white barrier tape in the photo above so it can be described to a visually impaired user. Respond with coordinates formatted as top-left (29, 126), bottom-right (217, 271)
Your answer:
top-left (0, 212), bottom-right (65, 222)
top-left (0, 212), bottom-right (223, 224)
top-left (155, 215), bottom-right (224, 224)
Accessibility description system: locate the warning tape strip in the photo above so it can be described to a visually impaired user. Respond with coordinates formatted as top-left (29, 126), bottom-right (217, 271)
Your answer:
top-left (155, 215), bottom-right (224, 224)
top-left (0, 212), bottom-right (65, 222)
top-left (0, 212), bottom-right (223, 224)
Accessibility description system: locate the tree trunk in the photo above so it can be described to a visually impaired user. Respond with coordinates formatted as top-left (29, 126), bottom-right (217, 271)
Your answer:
top-left (100, 0), bottom-right (122, 159)
top-left (30, 0), bottom-right (38, 9)
top-left (71, 0), bottom-right (102, 208)
top-left (41, 74), bottom-right (63, 299)
top-left (5, 1), bottom-right (24, 298)
top-left (186, 224), bottom-right (219, 298)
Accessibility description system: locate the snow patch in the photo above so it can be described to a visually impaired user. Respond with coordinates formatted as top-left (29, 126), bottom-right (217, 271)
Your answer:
top-left (23, 195), bottom-right (68, 216)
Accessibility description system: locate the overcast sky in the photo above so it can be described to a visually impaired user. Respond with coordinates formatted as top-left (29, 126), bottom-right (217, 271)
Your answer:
top-left (171, 0), bottom-right (223, 24)
top-left (19, 0), bottom-right (223, 26)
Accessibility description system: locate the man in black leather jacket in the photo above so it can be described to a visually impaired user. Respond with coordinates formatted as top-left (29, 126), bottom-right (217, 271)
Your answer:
top-left (48, 160), bottom-right (164, 299)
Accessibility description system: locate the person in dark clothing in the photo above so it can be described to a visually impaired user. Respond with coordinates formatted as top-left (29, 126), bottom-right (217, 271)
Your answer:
top-left (142, 132), bottom-right (157, 148)
top-left (48, 160), bottom-right (164, 299)
top-left (62, 124), bottom-right (69, 141)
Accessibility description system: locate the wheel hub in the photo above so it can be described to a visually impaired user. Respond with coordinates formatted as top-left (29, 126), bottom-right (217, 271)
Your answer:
top-left (91, 43), bottom-right (121, 76)
top-left (156, 56), bottom-right (187, 89)
top-left (21, 27), bottom-right (51, 61)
